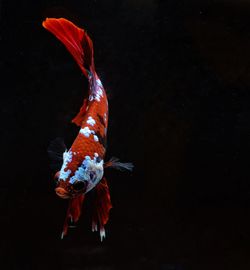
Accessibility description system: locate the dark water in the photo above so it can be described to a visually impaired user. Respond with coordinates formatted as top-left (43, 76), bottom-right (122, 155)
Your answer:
top-left (2, 0), bottom-right (250, 269)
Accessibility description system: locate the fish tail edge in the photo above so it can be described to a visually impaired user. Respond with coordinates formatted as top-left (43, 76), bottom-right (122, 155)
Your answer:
top-left (42, 17), bottom-right (94, 77)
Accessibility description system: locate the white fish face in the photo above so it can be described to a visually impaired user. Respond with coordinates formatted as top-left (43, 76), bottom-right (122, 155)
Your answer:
top-left (69, 155), bottom-right (104, 193)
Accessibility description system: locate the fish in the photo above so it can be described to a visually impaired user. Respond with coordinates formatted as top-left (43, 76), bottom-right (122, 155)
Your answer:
top-left (43, 18), bottom-right (133, 241)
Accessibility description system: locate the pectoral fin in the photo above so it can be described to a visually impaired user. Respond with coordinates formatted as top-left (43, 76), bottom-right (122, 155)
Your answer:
top-left (47, 137), bottom-right (67, 171)
top-left (104, 157), bottom-right (134, 171)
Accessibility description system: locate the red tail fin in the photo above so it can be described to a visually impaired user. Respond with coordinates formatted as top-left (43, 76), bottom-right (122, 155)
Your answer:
top-left (42, 18), bottom-right (94, 77)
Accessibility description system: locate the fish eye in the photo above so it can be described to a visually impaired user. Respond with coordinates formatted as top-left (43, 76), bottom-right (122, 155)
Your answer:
top-left (73, 181), bottom-right (86, 191)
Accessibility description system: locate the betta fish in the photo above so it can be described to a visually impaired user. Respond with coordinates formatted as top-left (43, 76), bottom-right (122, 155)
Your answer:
top-left (43, 18), bottom-right (133, 241)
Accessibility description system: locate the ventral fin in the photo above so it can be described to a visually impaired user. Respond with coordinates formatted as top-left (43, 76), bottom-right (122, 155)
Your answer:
top-left (47, 137), bottom-right (67, 171)
top-left (61, 194), bottom-right (85, 239)
top-left (92, 177), bottom-right (112, 241)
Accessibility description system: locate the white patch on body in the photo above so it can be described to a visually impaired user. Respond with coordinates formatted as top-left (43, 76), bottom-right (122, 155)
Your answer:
top-left (63, 151), bottom-right (68, 160)
top-left (89, 95), bottom-right (94, 101)
top-left (79, 127), bottom-right (100, 143)
top-left (60, 169), bottom-right (71, 181)
top-left (80, 127), bottom-right (95, 137)
top-left (94, 79), bottom-right (104, 102)
top-left (87, 116), bottom-right (96, 126)
top-left (69, 156), bottom-right (104, 193)
top-left (95, 89), bottom-right (103, 102)
top-left (96, 79), bottom-right (103, 87)
top-left (59, 150), bottom-right (73, 181)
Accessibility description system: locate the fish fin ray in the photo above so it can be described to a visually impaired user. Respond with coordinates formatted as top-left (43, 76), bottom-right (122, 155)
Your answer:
top-left (47, 137), bottom-right (67, 171)
top-left (104, 157), bottom-right (134, 171)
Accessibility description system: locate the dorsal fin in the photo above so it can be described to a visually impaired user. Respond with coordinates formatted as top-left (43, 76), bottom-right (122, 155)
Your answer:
top-left (71, 98), bottom-right (88, 127)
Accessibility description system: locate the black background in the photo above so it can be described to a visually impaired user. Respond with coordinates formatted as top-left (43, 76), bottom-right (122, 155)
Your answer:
top-left (2, 0), bottom-right (250, 269)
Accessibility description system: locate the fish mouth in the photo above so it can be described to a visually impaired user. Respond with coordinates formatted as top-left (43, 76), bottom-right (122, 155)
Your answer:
top-left (55, 187), bottom-right (70, 199)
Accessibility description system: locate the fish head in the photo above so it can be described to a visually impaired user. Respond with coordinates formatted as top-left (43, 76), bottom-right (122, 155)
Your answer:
top-left (54, 155), bottom-right (104, 199)
top-left (54, 180), bottom-right (83, 199)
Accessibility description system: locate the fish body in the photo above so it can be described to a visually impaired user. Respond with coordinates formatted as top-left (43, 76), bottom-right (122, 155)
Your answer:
top-left (55, 74), bottom-right (108, 197)
top-left (56, 72), bottom-right (108, 196)
top-left (43, 18), bottom-right (132, 240)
